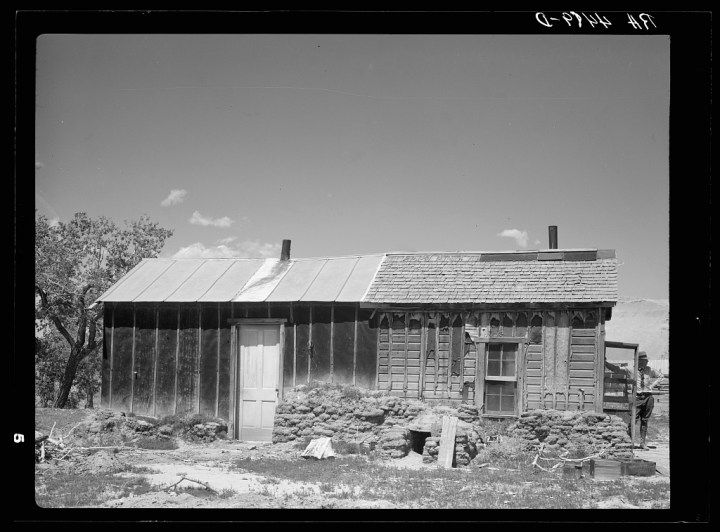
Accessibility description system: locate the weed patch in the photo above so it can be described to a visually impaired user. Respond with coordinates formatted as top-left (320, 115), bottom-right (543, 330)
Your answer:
top-left (35, 470), bottom-right (154, 508)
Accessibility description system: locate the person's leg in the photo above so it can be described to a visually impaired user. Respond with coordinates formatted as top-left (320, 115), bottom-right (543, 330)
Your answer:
top-left (638, 395), bottom-right (655, 449)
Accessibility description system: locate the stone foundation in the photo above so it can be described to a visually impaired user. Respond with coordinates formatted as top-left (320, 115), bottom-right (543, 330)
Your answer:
top-left (273, 386), bottom-right (635, 464)
top-left (508, 409), bottom-right (634, 459)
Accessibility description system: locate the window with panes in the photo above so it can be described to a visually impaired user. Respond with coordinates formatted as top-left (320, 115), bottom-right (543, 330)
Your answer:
top-left (484, 342), bottom-right (518, 414)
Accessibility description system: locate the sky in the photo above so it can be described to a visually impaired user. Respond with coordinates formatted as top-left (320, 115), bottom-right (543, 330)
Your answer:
top-left (34, 33), bottom-right (670, 300)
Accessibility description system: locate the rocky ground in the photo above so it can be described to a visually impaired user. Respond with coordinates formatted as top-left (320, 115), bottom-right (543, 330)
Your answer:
top-left (34, 388), bottom-right (670, 509)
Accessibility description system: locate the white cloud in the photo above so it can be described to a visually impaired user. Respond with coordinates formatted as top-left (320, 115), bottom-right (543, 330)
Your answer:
top-left (35, 161), bottom-right (45, 169)
top-left (161, 189), bottom-right (188, 207)
top-left (498, 229), bottom-right (529, 248)
top-left (189, 210), bottom-right (234, 228)
top-left (48, 217), bottom-right (60, 227)
top-left (172, 240), bottom-right (281, 259)
top-left (217, 236), bottom-right (238, 245)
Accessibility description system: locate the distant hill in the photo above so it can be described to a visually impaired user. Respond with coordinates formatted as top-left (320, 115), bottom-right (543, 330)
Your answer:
top-left (604, 298), bottom-right (669, 374)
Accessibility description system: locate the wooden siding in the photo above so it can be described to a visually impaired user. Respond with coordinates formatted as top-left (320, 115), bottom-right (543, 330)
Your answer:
top-left (102, 303), bottom-right (606, 424)
top-left (355, 309), bottom-right (377, 389)
top-left (132, 306), bottom-right (156, 416)
top-left (217, 305), bottom-right (232, 420)
top-left (311, 305), bottom-right (332, 383)
top-left (199, 305), bottom-right (219, 417)
top-left (294, 306), bottom-right (310, 384)
top-left (332, 306), bottom-right (356, 385)
top-left (110, 306), bottom-right (133, 412)
top-left (155, 307), bottom-right (178, 416)
top-left (175, 307), bottom-right (199, 416)
top-left (100, 306), bottom-right (112, 408)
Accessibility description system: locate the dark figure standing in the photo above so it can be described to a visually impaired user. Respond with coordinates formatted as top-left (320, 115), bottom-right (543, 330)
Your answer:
top-left (630, 351), bottom-right (659, 450)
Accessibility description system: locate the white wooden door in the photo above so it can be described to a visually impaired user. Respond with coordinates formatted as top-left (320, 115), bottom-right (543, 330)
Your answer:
top-left (238, 324), bottom-right (280, 441)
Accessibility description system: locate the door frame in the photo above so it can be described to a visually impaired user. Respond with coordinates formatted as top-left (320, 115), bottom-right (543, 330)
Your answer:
top-left (475, 337), bottom-right (526, 416)
top-left (228, 318), bottom-right (286, 440)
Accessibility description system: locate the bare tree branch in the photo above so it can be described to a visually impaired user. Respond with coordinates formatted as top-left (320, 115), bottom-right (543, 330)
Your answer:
top-left (36, 285), bottom-right (75, 348)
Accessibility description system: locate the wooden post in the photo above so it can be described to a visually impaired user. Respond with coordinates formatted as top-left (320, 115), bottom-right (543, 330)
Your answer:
top-left (215, 303), bottom-right (221, 418)
top-left (419, 312), bottom-right (427, 400)
top-left (387, 314), bottom-right (393, 392)
top-left (152, 306), bottom-right (159, 418)
top-left (437, 415), bottom-right (458, 468)
top-left (308, 305), bottom-right (313, 383)
top-left (552, 312), bottom-right (559, 409)
top-left (353, 305), bottom-right (358, 386)
top-left (433, 312), bottom-right (442, 397)
top-left (375, 313), bottom-right (381, 390)
top-left (446, 315), bottom-right (453, 396)
top-left (404, 312), bottom-right (409, 398)
top-left (130, 305), bottom-right (136, 414)
top-left (174, 307), bottom-right (180, 415)
top-left (330, 304), bottom-right (334, 383)
top-left (197, 304), bottom-right (202, 415)
top-left (595, 307), bottom-right (605, 412)
top-left (108, 305), bottom-right (115, 409)
top-left (540, 311), bottom-right (547, 409)
top-left (291, 303), bottom-right (296, 387)
top-left (517, 340), bottom-right (526, 415)
top-left (229, 324), bottom-right (237, 439)
top-left (631, 345), bottom-right (638, 447)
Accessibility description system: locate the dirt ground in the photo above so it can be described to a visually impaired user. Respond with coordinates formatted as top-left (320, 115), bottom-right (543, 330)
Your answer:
top-left (34, 402), bottom-right (670, 509)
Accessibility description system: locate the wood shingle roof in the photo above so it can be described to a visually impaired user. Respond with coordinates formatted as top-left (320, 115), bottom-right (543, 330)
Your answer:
top-left (363, 251), bottom-right (618, 304)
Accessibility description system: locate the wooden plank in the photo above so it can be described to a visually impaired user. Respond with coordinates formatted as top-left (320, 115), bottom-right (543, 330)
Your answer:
top-left (330, 304), bottom-right (334, 382)
top-left (569, 377), bottom-right (596, 386)
top-left (228, 324), bottom-right (236, 438)
top-left (419, 314), bottom-right (426, 400)
top-left (215, 305), bottom-right (220, 417)
top-left (217, 305), bottom-right (232, 421)
top-left (174, 308), bottom-right (180, 415)
top-left (132, 306), bottom-right (157, 417)
top-left (176, 307), bottom-right (200, 416)
top-left (311, 305), bottom-right (332, 382)
top-left (569, 361), bottom-right (596, 371)
top-left (197, 306), bottom-right (202, 415)
top-left (595, 307), bottom-right (605, 412)
top-left (332, 305), bottom-right (355, 385)
top-left (130, 306), bottom-right (136, 413)
top-left (153, 307), bottom-right (159, 418)
top-left (542, 315), bottom-right (556, 408)
top-left (437, 415), bottom-right (458, 468)
top-left (107, 306), bottom-right (115, 408)
top-left (556, 312), bottom-right (570, 410)
top-left (199, 305), bottom-right (219, 417)
top-left (571, 337), bottom-right (596, 345)
top-left (101, 306), bottom-right (113, 409)
top-left (572, 329), bottom-right (596, 337)
top-left (353, 305), bottom-right (358, 386)
top-left (111, 306), bottom-right (134, 413)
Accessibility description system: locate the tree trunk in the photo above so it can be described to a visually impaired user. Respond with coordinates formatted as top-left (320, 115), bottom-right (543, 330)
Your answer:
top-left (53, 347), bottom-right (83, 408)
top-left (86, 385), bottom-right (94, 408)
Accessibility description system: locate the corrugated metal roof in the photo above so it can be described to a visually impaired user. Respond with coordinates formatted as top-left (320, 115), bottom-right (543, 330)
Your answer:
top-left (198, 259), bottom-right (266, 302)
top-left (91, 249), bottom-right (618, 306)
top-left (91, 255), bottom-right (387, 305)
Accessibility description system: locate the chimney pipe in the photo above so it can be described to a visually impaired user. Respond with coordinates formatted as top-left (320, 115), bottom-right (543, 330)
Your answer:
top-left (280, 239), bottom-right (291, 261)
top-left (549, 226), bottom-right (558, 249)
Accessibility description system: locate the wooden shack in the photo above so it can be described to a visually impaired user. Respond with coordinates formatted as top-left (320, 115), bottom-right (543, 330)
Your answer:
top-left (91, 240), bottom-right (618, 440)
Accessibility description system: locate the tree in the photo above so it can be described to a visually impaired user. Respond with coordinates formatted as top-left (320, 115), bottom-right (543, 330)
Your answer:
top-left (35, 211), bottom-right (173, 408)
